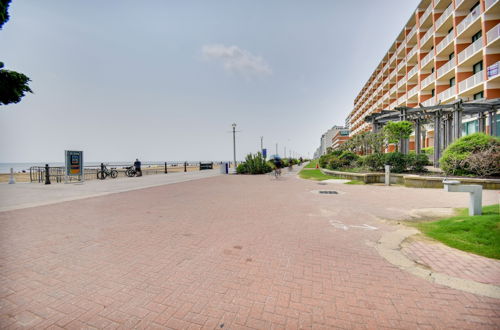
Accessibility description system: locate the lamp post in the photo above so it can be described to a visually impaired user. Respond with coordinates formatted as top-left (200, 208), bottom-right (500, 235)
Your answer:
top-left (260, 136), bottom-right (263, 152)
top-left (232, 123), bottom-right (237, 171)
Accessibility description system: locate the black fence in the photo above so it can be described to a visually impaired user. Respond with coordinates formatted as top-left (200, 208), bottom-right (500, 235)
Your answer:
top-left (29, 162), bottom-right (220, 183)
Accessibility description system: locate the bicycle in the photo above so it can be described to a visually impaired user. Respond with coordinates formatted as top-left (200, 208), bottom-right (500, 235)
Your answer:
top-left (125, 166), bottom-right (137, 177)
top-left (97, 165), bottom-right (118, 180)
top-left (272, 167), bottom-right (281, 179)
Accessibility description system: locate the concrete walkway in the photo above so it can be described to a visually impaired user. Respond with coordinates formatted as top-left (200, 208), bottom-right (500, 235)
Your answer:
top-left (0, 168), bottom-right (499, 329)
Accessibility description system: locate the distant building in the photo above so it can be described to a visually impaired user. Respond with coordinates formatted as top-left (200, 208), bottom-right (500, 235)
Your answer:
top-left (315, 125), bottom-right (347, 157)
top-left (332, 129), bottom-right (350, 150)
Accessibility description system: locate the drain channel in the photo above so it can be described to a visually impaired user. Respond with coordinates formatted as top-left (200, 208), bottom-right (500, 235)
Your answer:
top-left (319, 190), bottom-right (338, 194)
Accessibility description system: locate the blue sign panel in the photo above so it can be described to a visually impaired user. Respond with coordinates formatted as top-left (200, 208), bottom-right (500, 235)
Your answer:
top-left (65, 150), bottom-right (83, 176)
top-left (262, 148), bottom-right (267, 158)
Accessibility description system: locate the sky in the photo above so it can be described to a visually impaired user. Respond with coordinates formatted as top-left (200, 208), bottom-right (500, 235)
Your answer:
top-left (0, 0), bottom-right (419, 163)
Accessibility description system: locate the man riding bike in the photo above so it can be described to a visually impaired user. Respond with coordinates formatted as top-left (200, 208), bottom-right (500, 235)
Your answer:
top-left (270, 155), bottom-right (283, 178)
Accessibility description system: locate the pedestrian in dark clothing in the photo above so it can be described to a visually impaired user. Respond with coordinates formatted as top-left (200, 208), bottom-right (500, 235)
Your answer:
top-left (134, 158), bottom-right (142, 177)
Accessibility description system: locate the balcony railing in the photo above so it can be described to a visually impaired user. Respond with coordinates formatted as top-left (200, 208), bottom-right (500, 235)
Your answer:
top-left (437, 59), bottom-right (455, 78)
top-left (421, 51), bottom-right (434, 67)
top-left (408, 65), bottom-right (418, 79)
top-left (390, 84), bottom-right (397, 94)
top-left (455, 0), bottom-right (465, 7)
top-left (458, 37), bottom-right (483, 64)
top-left (458, 70), bottom-right (484, 93)
top-left (436, 30), bottom-right (454, 54)
top-left (407, 26), bottom-right (417, 40)
top-left (408, 85), bottom-right (419, 98)
top-left (390, 100), bottom-right (397, 109)
top-left (437, 86), bottom-right (456, 101)
top-left (434, 0), bottom-right (443, 7)
top-left (435, 4), bottom-right (453, 29)
top-left (421, 73), bottom-right (436, 88)
top-left (421, 28), bottom-right (433, 45)
top-left (485, 0), bottom-right (498, 11)
top-left (457, 5), bottom-right (482, 36)
top-left (397, 41), bottom-right (405, 54)
top-left (398, 95), bottom-right (407, 104)
top-left (389, 52), bottom-right (397, 64)
top-left (397, 60), bottom-right (406, 71)
top-left (397, 76), bottom-right (407, 88)
top-left (420, 5), bottom-right (433, 23)
top-left (421, 97), bottom-right (435, 107)
top-left (389, 69), bottom-right (397, 80)
top-left (487, 62), bottom-right (499, 78)
top-left (487, 23), bottom-right (500, 44)
top-left (407, 45), bottom-right (417, 60)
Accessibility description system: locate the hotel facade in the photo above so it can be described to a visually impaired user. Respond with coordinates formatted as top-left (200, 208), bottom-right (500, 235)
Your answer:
top-left (349, 0), bottom-right (500, 139)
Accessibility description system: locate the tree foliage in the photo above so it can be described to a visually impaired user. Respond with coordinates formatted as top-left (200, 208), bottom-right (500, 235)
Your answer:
top-left (1, 0), bottom-right (33, 106)
top-left (383, 121), bottom-right (413, 151)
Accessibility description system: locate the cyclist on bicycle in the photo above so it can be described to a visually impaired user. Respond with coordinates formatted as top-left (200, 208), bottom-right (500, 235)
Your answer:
top-left (271, 156), bottom-right (283, 176)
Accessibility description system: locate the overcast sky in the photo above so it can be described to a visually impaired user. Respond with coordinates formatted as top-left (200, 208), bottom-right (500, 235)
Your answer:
top-left (0, 0), bottom-right (418, 162)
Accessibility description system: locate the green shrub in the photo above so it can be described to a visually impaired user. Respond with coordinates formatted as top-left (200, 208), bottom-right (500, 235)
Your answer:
top-left (237, 152), bottom-right (272, 174)
top-left (462, 143), bottom-right (500, 177)
top-left (407, 153), bottom-right (430, 172)
top-left (364, 153), bottom-right (385, 171)
top-left (422, 146), bottom-right (434, 155)
top-left (383, 152), bottom-right (407, 173)
top-left (440, 133), bottom-right (500, 176)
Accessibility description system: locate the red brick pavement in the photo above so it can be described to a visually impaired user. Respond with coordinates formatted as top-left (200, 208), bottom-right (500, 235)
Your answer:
top-left (0, 174), bottom-right (499, 329)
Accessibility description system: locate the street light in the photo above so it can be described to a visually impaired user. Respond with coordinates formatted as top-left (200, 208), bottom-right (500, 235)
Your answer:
top-left (232, 123), bottom-right (237, 171)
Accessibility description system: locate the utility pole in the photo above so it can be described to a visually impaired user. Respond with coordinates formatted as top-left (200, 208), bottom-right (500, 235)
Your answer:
top-left (232, 123), bottom-right (237, 171)
top-left (260, 136), bottom-right (263, 152)
top-left (284, 146), bottom-right (286, 158)
top-left (276, 143), bottom-right (278, 157)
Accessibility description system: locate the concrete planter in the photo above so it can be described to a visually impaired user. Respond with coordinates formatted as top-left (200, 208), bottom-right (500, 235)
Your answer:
top-left (320, 168), bottom-right (500, 190)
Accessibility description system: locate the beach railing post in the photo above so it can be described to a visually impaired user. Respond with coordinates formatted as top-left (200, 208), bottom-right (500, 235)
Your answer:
top-left (44, 164), bottom-right (51, 185)
top-left (164, 162), bottom-right (168, 174)
top-left (184, 162), bottom-right (187, 172)
top-left (9, 168), bottom-right (15, 184)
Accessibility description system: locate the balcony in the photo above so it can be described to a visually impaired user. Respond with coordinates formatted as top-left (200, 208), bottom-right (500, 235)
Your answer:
top-left (420, 5), bottom-right (433, 24)
top-left (390, 100), bottom-right (397, 109)
top-left (435, 4), bottom-right (453, 30)
top-left (421, 51), bottom-right (434, 67)
top-left (408, 85), bottom-right (419, 98)
top-left (487, 62), bottom-right (500, 79)
top-left (390, 84), bottom-right (397, 94)
top-left (455, 0), bottom-right (465, 7)
top-left (408, 65), bottom-right (419, 79)
top-left (407, 26), bottom-right (417, 40)
top-left (485, 0), bottom-right (498, 11)
top-left (458, 37), bottom-right (483, 64)
top-left (457, 5), bottom-right (482, 36)
top-left (389, 69), bottom-right (397, 80)
top-left (437, 86), bottom-right (456, 102)
top-left (407, 45), bottom-right (418, 60)
top-left (487, 23), bottom-right (500, 44)
top-left (421, 28), bottom-right (434, 45)
top-left (398, 95), bottom-right (407, 105)
top-left (435, 30), bottom-right (454, 54)
top-left (458, 70), bottom-right (484, 93)
top-left (397, 76), bottom-right (407, 88)
top-left (437, 58), bottom-right (455, 78)
top-left (421, 97), bottom-right (435, 107)
top-left (397, 60), bottom-right (406, 71)
top-left (397, 41), bottom-right (405, 54)
top-left (421, 73), bottom-right (436, 89)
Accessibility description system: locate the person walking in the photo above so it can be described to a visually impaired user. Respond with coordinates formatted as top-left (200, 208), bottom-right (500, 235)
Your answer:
top-left (134, 158), bottom-right (142, 177)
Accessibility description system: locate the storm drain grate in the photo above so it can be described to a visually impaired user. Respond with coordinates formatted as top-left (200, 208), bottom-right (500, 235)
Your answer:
top-left (317, 182), bottom-right (327, 185)
top-left (319, 190), bottom-right (338, 194)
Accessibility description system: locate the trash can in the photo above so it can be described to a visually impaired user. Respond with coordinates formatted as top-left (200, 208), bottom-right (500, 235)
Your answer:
top-left (220, 162), bottom-right (229, 174)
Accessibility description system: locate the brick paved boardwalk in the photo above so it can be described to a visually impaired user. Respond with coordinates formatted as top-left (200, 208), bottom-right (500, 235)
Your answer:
top-left (0, 174), bottom-right (499, 329)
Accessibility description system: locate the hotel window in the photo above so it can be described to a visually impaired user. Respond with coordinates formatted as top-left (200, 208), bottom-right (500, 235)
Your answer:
top-left (448, 27), bottom-right (454, 35)
top-left (473, 60), bottom-right (483, 74)
top-left (431, 88), bottom-right (435, 97)
top-left (431, 67), bottom-right (435, 73)
top-left (449, 52), bottom-right (454, 60)
top-left (473, 91), bottom-right (484, 100)
top-left (449, 77), bottom-right (455, 87)
top-left (472, 30), bottom-right (482, 42)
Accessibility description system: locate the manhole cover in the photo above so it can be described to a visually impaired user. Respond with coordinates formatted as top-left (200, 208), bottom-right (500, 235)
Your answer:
top-left (319, 190), bottom-right (338, 194)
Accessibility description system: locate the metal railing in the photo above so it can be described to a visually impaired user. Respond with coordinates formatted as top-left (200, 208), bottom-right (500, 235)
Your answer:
top-left (408, 65), bottom-right (419, 79)
top-left (420, 4), bottom-right (433, 24)
top-left (487, 23), bottom-right (500, 44)
top-left (407, 26), bottom-right (417, 40)
top-left (421, 97), bottom-right (435, 107)
top-left (458, 37), bottom-right (483, 64)
top-left (390, 84), bottom-right (397, 94)
top-left (421, 28), bottom-right (434, 45)
top-left (397, 76), bottom-right (407, 88)
top-left (407, 45), bottom-right (418, 60)
top-left (408, 85), bottom-right (419, 98)
top-left (458, 70), bottom-right (484, 92)
top-left (435, 4), bottom-right (453, 30)
top-left (421, 51), bottom-right (434, 67)
top-left (398, 94), bottom-right (407, 104)
top-left (421, 73), bottom-right (436, 88)
top-left (485, 0), bottom-right (499, 11)
top-left (457, 5), bottom-right (482, 35)
top-left (437, 86), bottom-right (456, 101)
top-left (397, 41), bottom-right (406, 54)
top-left (436, 30), bottom-right (454, 54)
top-left (437, 58), bottom-right (456, 78)
top-left (487, 62), bottom-right (499, 78)
top-left (397, 60), bottom-right (406, 71)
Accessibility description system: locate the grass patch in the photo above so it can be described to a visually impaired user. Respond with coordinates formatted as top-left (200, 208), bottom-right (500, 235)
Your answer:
top-left (344, 180), bottom-right (365, 185)
top-left (298, 169), bottom-right (342, 181)
top-left (416, 204), bottom-right (500, 259)
top-left (304, 159), bottom-right (319, 168)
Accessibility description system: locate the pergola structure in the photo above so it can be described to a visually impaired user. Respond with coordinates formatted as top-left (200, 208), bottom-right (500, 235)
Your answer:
top-left (364, 99), bottom-right (500, 167)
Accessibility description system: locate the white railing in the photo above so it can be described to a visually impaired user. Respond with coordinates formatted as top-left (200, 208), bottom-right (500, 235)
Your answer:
top-left (397, 76), bottom-right (407, 88)
top-left (383, 91), bottom-right (390, 101)
top-left (398, 95), bottom-right (407, 104)
top-left (421, 51), bottom-right (434, 67)
top-left (437, 58), bottom-right (455, 78)
top-left (383, 62), bottom-right (389, 72)
top-left (407, 26), bottom-right (417, 41)
top-left (455, 0), bottom-right (465, 7)
top-left (485, 0), bottom-right (498, 11)
top-left (397, 60), bottom-right (406, 71)
top-left (390, 84), bottom-right (397, 94)
top-left (390, 69), bottom-right (397, 80)
top-left (458, 37), bottom-right (483, 64)
top-left (421, 97), bottom-right (435, 107)
top-left (408, 85), bottom-right (419, 98)
top-left (390, 100), bottom-right (397, 109)
top-left (487, 61), bottom-right (500, 79)
top-left (457, 5), bottom-right (482, 35)
top-left (487, 23), bottom-right (500, 44)
top-left (421, 5), bottom-right (433, 23)
top-left (458, 70), bottom-right (484, 92)
top-left (421, 28), bottom-right (433, 45)
top-left (397, 41), bottom-right (405, 54)
top-left (408, 65), bottom-right (418, 79)
top-left (435, 4), bottom-right (453, 29)
top-left (421, 73), bottom-right (435, 88)
top-left (437, 86), bottom-right (456, 101)
top-left (407, 45), bottom-right (417, 60)
top-left (436, 30), bottom-right (454, 54)
top-left (389, 52), bottom-right (397, 63)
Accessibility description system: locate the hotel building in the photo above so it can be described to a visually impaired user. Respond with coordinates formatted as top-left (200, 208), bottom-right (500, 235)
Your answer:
top-left (349, 0), bottom-right (500, 139)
